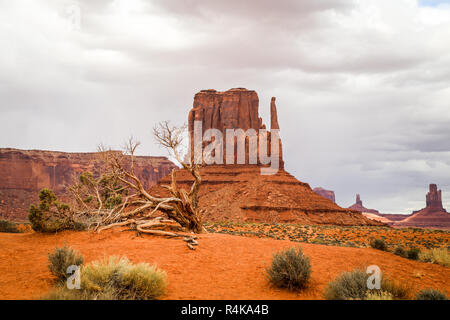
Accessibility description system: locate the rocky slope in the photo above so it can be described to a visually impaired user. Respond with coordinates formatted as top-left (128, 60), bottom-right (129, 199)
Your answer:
top-left (0, 148), bottom-right (177, 221)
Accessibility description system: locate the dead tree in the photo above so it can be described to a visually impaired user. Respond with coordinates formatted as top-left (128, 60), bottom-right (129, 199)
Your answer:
top-left (69, 122), bottom-right (206, 237)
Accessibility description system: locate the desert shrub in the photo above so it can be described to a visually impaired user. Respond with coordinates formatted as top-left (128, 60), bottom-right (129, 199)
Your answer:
top-left (365, 290), bottom-right (393, 300)
top-left (407, 247), bottom-right (420, 260)
top-left (325, 269), bottom-right (411, 300)
top-left (381, 277), bottom-right (412, 300)
top-left (416, 289), bottom-right (447, 300)
top-left (394, 246), bottom-right (408, 258)
top-left (48, 245), bottom-right (84, 282)
top-left (419, 248), bottom-right (450, 267)
top-left (42, 256), bottom-right (167, 300)
top-left (325, 269), bottom-right (368, 300)
top-left (266, 247), bottom-right (311, 291)
top-left (28, 188), bottom-right (86, 233)
top-left (369, 238), bottom-right (388, 251)
top-left (0, 220), bottom-right (21, 233)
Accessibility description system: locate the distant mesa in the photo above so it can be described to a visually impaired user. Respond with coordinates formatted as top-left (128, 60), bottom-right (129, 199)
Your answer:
top-left (313, 187), bottom-right (336, 203)
top-left (348, 194), bottom-right (379, 214)
top-left (394, 184), bottom-right (450, 229)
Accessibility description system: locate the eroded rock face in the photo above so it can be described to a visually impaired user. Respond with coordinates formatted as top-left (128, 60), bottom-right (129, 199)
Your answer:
top-left (0, 148), bottom-right (177, 221)
top-left (188, 88), bottom-right (283, 168)
top-left (426, 184), bottom-right (443, 209)
top-left (348, 194), bottom-right (380, 214)
top-left (313, 187), bottom-right (336, 203)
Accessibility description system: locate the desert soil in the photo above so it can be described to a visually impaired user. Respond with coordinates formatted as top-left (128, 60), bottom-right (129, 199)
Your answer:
top-left (0, 230), bottom-right (449, 300)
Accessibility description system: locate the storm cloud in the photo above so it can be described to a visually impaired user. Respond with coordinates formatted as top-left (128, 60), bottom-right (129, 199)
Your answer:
top-left (0, 0), bottom-right (449, 214)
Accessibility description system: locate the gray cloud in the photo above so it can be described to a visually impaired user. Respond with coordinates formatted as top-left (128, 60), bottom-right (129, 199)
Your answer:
top-left (0, 0), bottom-right (449, 214)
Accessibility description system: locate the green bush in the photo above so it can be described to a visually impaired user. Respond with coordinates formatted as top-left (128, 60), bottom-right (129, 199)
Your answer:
top-left (370, 238), bottom-right (388, 251)
top-left (416, 289), bottom-right (447, 300)
top-left (266, 247), bottom-right (311, 291)
top-left (394, 246), bottom-right (408, 258)
top-left (407, 248), bottom-right (420, 260)
top-left (48, 245), bottom-right (84, 282)
top-left (42, 256), bottom-right (167, 300)
top-left (0, 220), bottom-right (21, 233)
top-left (28, 188), bottom-right (85, 233)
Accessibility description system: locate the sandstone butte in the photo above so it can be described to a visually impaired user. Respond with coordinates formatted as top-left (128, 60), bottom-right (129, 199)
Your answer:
top-left (360, 184), bottom-right (450, 230)
top-left (348, 194), bottom-right (380, 214)
top-left (150, 88), bottom-right (383, 226)
top-left (0, 148), bottom-right (177, 221)
top-left (393, 184), bottom-right (450, 229)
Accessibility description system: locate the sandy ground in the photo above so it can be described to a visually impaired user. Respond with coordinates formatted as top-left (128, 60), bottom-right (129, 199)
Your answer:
top-left (0, 230), bottom-right (449, 300)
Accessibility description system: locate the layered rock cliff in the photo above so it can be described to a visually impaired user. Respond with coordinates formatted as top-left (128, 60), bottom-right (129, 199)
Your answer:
top-left (188, 88), bottom-right (283, 168)
top-left (0, 148), bottom-right (177, 221)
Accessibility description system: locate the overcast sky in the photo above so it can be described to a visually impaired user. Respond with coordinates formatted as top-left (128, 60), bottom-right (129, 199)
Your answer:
top-left (0, 0), bottom-right (449, 214)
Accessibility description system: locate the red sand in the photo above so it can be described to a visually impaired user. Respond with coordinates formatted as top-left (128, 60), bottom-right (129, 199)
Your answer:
top-left (0, 230), bottom-right (449, 300)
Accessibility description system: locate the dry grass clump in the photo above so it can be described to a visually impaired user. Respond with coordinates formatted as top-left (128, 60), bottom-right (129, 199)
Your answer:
top-left (48, 245), bottom-right (84, 283)
top-left (324, 269), bottom-right (368, 300)
top-left (266, 247), bottom-right (311, 291)
top-left (0, 220), bottom-right (22, 233)
top-left (419, 248), bottom-right (450, 267)
top-left (365, 290), bottom-right (393, 300)
top-left (416, 289), bottom-right (447, 300)
top-left (325, 269), bottom-right (412, 300)
top-left (42, 256), bottom-right (167, 300)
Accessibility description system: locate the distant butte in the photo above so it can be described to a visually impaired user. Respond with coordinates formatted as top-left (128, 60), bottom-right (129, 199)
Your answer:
top-left (313, 187), bottom-right (336, 203)
top-left (348, 194), bottom-right (380, 214)
top-left (394, 184), bottom-right (450, 229)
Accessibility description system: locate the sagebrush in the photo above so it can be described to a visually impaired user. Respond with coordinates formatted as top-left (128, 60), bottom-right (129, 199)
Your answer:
top-left (416, 289), bottom-right (447, 300)
top-left (42, 256), bottom-right (167, 300)
top-left (325, 269), bottom-right (412, 300)
top-left (419, 248), bottom-right (450, 267)
top-left (266, 247), bottom-right (311, 291)
top-left (48, 245), bottom-right (84, 282)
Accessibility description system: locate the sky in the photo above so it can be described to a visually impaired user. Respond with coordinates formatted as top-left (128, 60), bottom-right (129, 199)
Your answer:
top-left (0, 0), bottom-right (449, 214)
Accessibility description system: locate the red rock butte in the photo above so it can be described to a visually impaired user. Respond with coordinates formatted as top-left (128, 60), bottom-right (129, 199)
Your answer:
top-left (152, 88), bottom-right (383, 226)
top-left (0, 148), bottom-right (177, 221)
top-left (394, 184), bottom-right (450, 229)
top-left (348, 194), bottom-right (380, 214)
top-left (188, 88), bottom-right (283, 168)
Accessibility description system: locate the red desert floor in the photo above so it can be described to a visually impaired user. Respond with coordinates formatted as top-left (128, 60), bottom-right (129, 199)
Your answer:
top-left (0, 230), bottom-right (449, 300)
